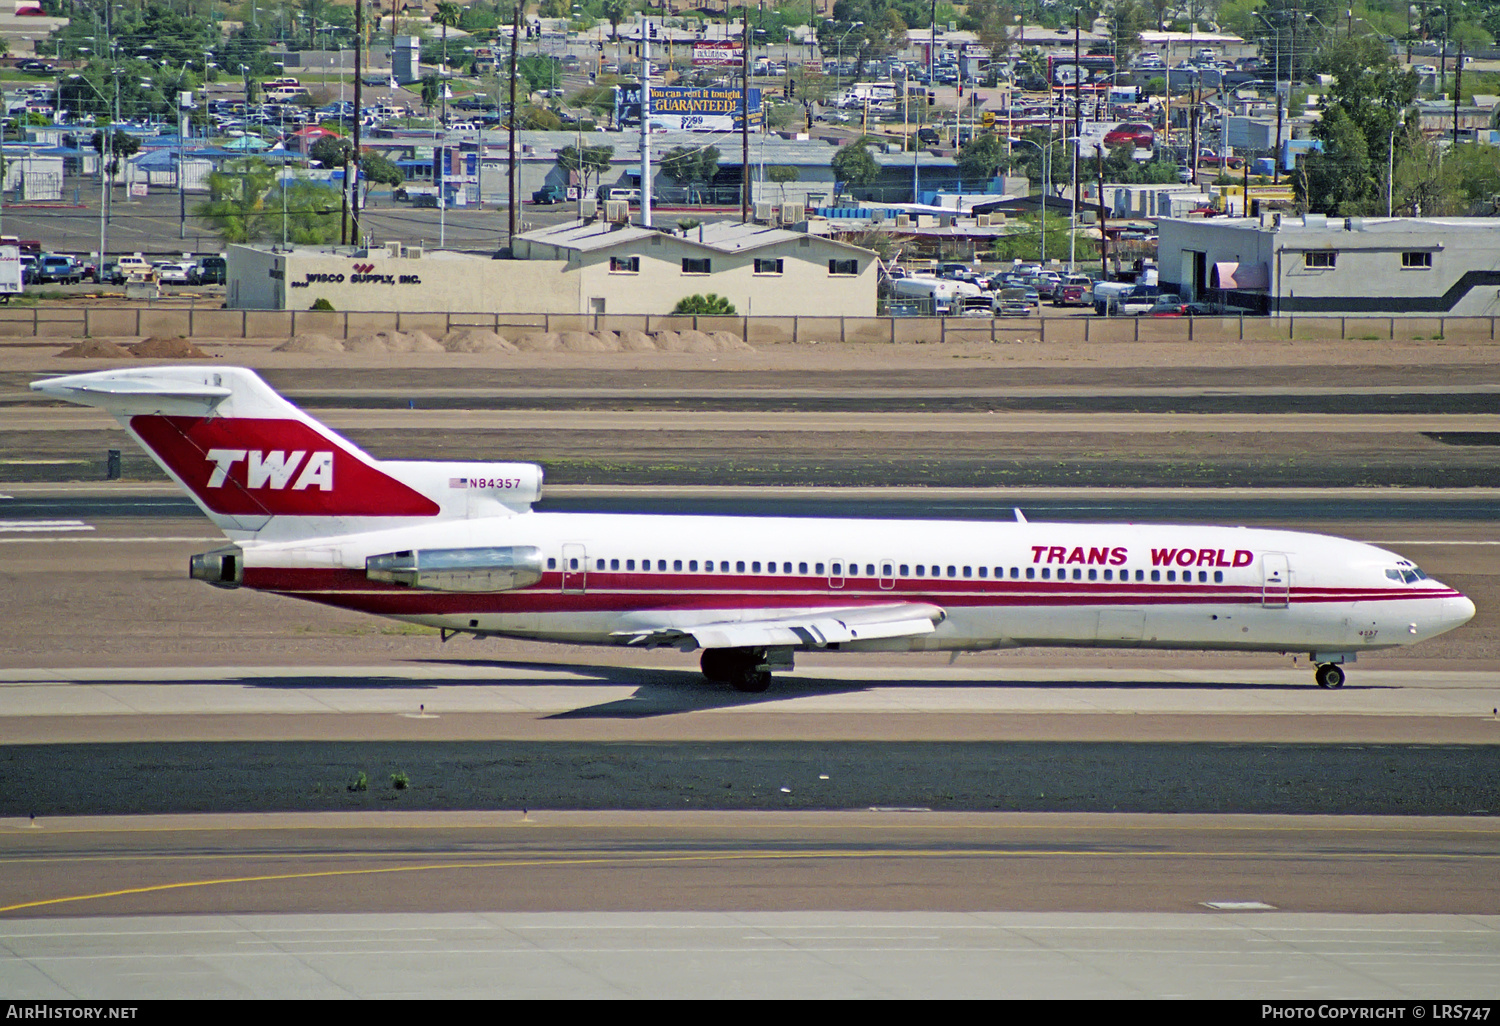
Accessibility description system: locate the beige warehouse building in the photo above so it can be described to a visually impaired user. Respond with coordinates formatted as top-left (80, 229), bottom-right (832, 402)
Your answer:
top-left (226, 221), bottom-right (878, 317)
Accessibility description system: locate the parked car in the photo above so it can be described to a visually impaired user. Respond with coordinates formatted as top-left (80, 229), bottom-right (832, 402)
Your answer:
top-left (189, 255), bottom-right (226, 285)
top-left (1103, 122), bottom-right (1155, 149)
top-left (1052, 283), bottom-right (1091, 307)
top-left (531, 184), bottom-right (567, 205)
top-left (155, 262), bottom-right (194, 285)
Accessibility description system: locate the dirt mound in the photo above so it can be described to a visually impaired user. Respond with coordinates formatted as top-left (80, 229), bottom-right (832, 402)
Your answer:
top-left (708, 330), bottom-right (753, 351)
top-left (129, 336), bottom-right (212, 359)
top-left (274, 332), bottom-right (345, 353)
top-left (401, 329), bottom-right (447, 353)
top-left (651, 330), bottom-right (683, 351)
top-left (558, 330), bottom-right (618, 352)
top-left (345, 330), bottom-right (407, 353)
top-left (512, 331), bottom-right (561, 352)
top-left (618, 330), bottom-right (657, 352)
top-left (440, 328), bottom-right (516, 353)
top-left (665, 329), bottom-right (722, 353)
top-left (58, 339), bottom-right (134, 358)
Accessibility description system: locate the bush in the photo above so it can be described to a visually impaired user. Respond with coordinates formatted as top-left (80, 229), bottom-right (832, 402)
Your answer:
top-left (310, 297), bottom-right (334, 311)
top-left (673, 293), bottom-right (736, 315)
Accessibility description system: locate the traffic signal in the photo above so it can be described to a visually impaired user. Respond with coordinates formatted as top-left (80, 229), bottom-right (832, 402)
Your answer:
top-left (788, 79), bottom-right (797, 99)
top-left (927, 90), bottom-right (935, 105)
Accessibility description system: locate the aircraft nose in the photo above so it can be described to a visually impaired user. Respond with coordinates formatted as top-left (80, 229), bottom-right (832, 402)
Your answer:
top-left (1443, 594), bottom-right (1477, 631)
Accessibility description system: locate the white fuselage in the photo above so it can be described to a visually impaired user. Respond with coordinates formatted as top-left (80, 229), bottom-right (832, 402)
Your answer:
top-left (237, 512), bottom-right (1473, 659)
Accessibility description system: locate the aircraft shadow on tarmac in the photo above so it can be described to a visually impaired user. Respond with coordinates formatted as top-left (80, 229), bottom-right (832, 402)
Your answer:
top-left (400, 657), bottom-right (1368, 719)
top-left (92, 661), bottom-right (1378, 719)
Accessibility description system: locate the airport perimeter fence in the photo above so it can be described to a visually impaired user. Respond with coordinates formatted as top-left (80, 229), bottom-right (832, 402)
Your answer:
top-left (0, 306), bottom-right (1497, 345)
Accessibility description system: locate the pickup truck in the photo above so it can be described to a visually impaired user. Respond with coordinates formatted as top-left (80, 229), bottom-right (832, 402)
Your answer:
top-left (531, 184), bottom-right (567, 205)
top-left (1196, 151), bottom-right (1245, 171)
top-left (36, 255), bottom-right (82, 284)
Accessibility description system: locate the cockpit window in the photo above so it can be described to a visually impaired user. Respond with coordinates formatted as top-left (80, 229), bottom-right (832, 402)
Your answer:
top-left (1388, 565), bottom-right (1429, 583)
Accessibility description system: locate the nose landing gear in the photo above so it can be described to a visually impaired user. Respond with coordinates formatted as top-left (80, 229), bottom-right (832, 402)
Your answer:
top-left (1314, 663), bottom-right (1346, 689)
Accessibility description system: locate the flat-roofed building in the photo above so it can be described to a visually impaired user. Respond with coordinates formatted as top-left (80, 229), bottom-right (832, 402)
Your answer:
top-left (1157, 213), bottom-right (1500, 315)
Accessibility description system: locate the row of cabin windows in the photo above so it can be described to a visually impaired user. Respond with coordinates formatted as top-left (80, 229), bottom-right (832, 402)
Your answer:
top-left (542, 556), bottom-right (1227, 583)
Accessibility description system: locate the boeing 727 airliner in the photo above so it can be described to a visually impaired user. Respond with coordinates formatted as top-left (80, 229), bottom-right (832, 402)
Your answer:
top-left (32, 366), bottom-right (1475, 692)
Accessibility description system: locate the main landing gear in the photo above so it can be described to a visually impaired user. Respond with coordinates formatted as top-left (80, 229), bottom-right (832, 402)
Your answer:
top-left (700, 648), bottom-right (773, 693)
top-left (1314, 663), bottom-right (1346, 689)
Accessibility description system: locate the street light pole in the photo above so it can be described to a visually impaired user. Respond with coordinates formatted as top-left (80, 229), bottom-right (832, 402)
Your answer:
top-left (1011, 136), bottom-right (1049, 262)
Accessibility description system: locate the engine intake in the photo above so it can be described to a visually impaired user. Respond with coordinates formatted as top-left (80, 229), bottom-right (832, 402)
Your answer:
top-left (366, 545), bottom-right (545, 592)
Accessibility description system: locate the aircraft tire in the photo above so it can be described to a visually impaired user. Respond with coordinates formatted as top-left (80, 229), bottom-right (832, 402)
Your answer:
top-left (730, 668), bottom-right (772, 693)
top-left (1315, 663), bottom-right (1345, 689)
top-left (700, 649), bottom-right (735, 683)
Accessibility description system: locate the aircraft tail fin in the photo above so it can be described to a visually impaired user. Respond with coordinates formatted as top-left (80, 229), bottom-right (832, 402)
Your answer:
top-left (32, 366), bottom-right (541, 538)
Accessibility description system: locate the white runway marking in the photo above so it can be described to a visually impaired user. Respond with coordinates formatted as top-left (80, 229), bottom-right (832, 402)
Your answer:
top-left (0, 519), bottom-right (93, 533)
top-left (0, 536), bottom-right (218, 544)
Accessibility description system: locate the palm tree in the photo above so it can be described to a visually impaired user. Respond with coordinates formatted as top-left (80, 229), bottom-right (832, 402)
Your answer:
top-left (432, 2), bottom-right (463, 125)
top-left (433, 2), bottom-right (463, 70)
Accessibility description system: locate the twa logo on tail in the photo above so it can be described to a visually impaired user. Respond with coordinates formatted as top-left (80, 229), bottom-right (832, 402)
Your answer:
top-left (131, 415), bottom-right (440, 518)
top-left (206, 449), bottom-right (334, 491)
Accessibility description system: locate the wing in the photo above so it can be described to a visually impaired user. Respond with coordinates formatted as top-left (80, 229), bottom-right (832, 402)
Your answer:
top-left (612, 602), bottom-right (946, 651)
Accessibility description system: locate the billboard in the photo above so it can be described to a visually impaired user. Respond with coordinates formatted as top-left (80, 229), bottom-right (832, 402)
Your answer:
top-left (614, 85), bottom-right (763, 131)
top-left (692, 40), bottom-right (742, 67)
top-left (1046, 54), bottom-right (1117, 88)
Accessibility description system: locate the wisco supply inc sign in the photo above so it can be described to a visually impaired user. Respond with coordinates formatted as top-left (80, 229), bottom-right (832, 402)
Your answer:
top-left (282, 262), bottom-right (423, 288)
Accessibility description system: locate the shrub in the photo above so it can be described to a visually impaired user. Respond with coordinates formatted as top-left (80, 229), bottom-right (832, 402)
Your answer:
top-left (673, 293), bottom-right (736, 315)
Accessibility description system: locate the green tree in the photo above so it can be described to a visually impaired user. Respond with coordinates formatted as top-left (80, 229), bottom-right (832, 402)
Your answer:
top-left (420, 73), bottom-right (443, 115)
top-left (830, 137), bottom-right (881, 197)
top-left (1297, 35), bottom-right (1416, 215)
top-left (358, 149), bottom-right (404, 202)
top-left (767, 165), bottom-right (800, 202)
top-left (275, 180), bottom-right (343, 244)
top-left (673, 293), bottom-right (737, 314)
top-left (308, 135), bottom-right (353, 168)
top-left (194, 158), bottom-right (277, 243)
top-left (433, 1), bottom-right (463, 68)
top-left (956, 133), bottom-right (1010, 187)
top-left (518, 55), bottom-right (563, 98)
top-left (660, 145), bottom-right (721, 203)
top-left (556, 143), bottom-right (616, 197)
top-left (89, 130), bottom-right (141, 177)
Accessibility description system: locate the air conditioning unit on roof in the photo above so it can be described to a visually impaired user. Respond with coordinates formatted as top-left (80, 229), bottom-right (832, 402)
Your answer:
top-left (604, 200), bottom-right (630, 223)
top-left (753, 201), bottom-right (774, 222)
top-left (781, 203), bottom-right (805, 225)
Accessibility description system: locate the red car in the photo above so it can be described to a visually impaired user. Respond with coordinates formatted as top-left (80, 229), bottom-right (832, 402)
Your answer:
top-left (1103, 122), bottom-right (1155, 148)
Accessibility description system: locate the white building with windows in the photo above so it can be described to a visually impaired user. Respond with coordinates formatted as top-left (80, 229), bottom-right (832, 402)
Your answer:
top-left (1156, 214), bottom-right (1500, 315)
top-left (513, 219), bottom-right (878, 316)
top-left (225, 220), bottom-right (878, 316)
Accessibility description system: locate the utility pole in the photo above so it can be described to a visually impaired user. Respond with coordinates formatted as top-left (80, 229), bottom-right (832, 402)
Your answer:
top-left (508, 2), bottom-right (520, 244)
top-left (741, 5), bottom-right (750, 221)
top-left (352, 0), bottom-right (363, 246)
top-left (1096, 144), bottom-right (1107, 280)
top-left (642, 16), bottom-right (654, 226)
top-left (1454, 40), bottom-right (1464, 146)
